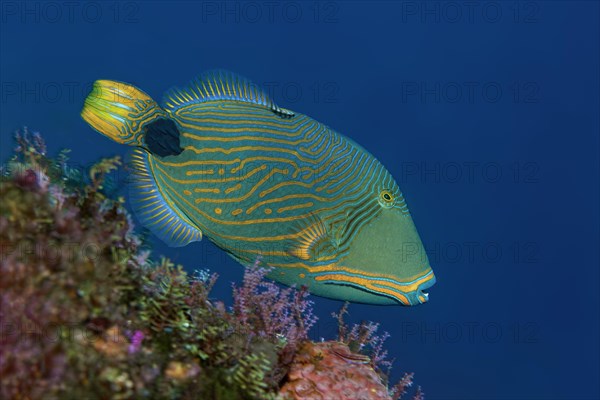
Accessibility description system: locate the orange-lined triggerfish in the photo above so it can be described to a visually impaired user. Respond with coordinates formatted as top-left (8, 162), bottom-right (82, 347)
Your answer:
top-left (81, 71), bottom-right (435, 305)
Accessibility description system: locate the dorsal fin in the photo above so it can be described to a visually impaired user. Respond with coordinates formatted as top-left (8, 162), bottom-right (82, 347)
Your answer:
top-left (163, 70), bottom-right (295, 119)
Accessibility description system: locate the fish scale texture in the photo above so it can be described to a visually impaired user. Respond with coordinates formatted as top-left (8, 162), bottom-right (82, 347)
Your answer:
top-left (279, 341), bottom-right (392, 400)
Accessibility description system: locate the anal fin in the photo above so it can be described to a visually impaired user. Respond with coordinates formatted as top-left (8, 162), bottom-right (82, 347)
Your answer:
top-left (129, 149), bottom-right (202, 247)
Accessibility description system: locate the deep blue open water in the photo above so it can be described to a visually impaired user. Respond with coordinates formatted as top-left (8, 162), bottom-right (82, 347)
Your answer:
top-left (1, 2), bottom-right (599, 399)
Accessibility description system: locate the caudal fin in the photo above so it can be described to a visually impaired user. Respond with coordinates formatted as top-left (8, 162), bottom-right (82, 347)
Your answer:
top-left (81, 80), bottom-right (165, 145)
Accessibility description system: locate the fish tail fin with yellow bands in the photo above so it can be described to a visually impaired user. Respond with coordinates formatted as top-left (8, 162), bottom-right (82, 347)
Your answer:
top-left (81, 80), bottom-right (166, 146)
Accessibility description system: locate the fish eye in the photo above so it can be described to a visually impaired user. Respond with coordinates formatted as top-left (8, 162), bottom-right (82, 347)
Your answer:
top-left (378, 190), bottom-right (395, 207)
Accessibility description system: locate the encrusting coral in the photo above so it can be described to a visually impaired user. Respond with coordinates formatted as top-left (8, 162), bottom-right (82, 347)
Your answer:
top-left (279, 341), bottom-right (390, 399)
top-left (0, 129), bottom-right (424, 400)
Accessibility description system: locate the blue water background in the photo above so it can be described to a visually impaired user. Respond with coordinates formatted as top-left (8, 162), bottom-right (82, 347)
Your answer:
top-left (1, 2), bottom-right (598, 399)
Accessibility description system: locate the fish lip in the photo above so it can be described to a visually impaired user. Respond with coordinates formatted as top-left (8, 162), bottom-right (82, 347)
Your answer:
top-left (414, 272), bottom-right (436, 304)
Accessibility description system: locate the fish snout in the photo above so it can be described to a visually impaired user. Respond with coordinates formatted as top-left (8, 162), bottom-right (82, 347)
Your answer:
top-left (412, 272), bottom-right (436, 305)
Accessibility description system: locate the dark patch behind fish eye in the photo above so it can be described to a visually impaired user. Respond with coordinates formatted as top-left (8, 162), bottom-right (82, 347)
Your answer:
top-left (144, 118), bottom-right (183, 157)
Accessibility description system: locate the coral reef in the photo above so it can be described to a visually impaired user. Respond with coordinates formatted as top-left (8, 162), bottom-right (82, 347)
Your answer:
top-left (0, 129), bottom-right (424, 399)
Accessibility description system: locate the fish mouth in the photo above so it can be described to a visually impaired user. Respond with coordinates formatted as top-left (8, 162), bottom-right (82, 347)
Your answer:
top-left (413, 273), bottom-right (436, 305)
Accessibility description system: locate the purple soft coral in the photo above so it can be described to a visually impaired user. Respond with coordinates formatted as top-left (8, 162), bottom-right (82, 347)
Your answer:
top-left (231, 258), bottom-right (317, 347)
top-left (128, 330), bottom-right (145, 354)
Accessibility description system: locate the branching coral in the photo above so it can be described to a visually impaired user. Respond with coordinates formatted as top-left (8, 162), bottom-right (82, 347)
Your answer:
top-left (333, 302), bottom-right (392, 373)
top-left (332, 302), bottom-right (425, 400)
top-left (232, 260), bottom-right (317, 347)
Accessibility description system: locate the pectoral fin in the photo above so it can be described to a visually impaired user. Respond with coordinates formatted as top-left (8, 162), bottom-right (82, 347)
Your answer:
top-left (287, 214), bottom-right (340, 262)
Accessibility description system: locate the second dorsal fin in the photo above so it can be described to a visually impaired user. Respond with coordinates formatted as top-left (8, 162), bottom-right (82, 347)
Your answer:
top-left (163, 70), bottom-right (295, 119)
